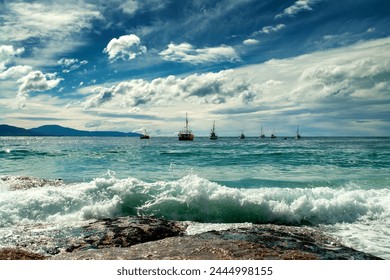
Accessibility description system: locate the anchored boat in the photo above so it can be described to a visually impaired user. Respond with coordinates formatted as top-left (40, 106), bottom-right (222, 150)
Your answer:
top-left (295, 126), bottom-right (301, 140)
top-left (178, 113), bottom-right (194, 141)
top-left (259, 125), bottom-right (265, 138)
top-left (209, 121), bottom-right (218, 140)
top-left (140, 129), bottom-right (150, 139)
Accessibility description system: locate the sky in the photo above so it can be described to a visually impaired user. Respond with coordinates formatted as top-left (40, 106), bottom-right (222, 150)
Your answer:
top-left (0, 0), bottom-right (390, 136)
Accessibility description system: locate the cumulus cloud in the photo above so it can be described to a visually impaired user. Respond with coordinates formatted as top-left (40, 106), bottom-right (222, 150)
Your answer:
top-left (17, 71), bottom-right (63, 95)
top-left (243, 39), bottom-right (260, 45)
top-left (57, 58), bottom-right (88, 73)
top-left (0, 45), bottom-right (25, 71)
top-left (159, 43), bottom-right (239, 65)
top-left (83, 69), bottom-right (251, 109)
top-left (0, 65), bottom-right (33, 79)
top-left (84, 87), bottom-right (116, 108)
top-left (104, 34), bottom-right (147, 61)
top-left (275, 0), bottom-right (317, 18)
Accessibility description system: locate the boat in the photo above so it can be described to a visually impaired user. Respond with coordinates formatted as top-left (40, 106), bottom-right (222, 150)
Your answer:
top-left (259, 125), bottom-right (265, 138)
top-left (239, 131), bottom-right (245, 139)
top-left (178, 113), bottom-right (194, 141)
top-left (270, 128), bottom-right (277, 138)
top-left (209, 121), bottom-right (218, 140)
top-left (295, 126), bottom-right (301, 140)
top-left (139, 129), bottom-right (150, 139)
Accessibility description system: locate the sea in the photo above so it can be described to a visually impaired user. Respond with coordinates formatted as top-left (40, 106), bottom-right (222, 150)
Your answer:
top-left (0, 136), bottom-right (389, 259)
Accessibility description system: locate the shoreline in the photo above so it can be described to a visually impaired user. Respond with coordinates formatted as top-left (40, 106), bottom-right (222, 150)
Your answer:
top-left (0, 216), bottom-right (382, 260)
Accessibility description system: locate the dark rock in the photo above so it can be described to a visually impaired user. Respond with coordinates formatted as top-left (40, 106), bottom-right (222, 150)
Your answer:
top-left (51, 222), bottom-right (382, 260)
top-left (192, 225), bottom-right (382, 260)
top-left (66, 216), bottom-right (187, 252)
top-left (2, 215), bottom-right (380, 260)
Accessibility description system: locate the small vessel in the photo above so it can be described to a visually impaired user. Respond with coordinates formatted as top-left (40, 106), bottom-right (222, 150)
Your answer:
top-left (178, 113), bottom-right (194, 141)
top-left (140, 129), bottom-right (150, 139)
top-left (239, 131), bottom-right (245, 139)
top-left (295, 126), bottom-right (301, 140)
top-left (259, 125), bottom-right (265, 138)
top-left (209, 121), bottom-right (218, 140)
top-left (270, 128), bottom-right (277, 138)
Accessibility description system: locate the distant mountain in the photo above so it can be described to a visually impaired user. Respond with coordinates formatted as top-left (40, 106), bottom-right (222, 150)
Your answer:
top-left (0, 124), bottom-right (140, 137)
top-left (0, 124), bottom-right (41, 136)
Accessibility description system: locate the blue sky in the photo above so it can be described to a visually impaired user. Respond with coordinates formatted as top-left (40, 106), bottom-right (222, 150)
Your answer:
top-left (0, 0), bottom-right (389, 136)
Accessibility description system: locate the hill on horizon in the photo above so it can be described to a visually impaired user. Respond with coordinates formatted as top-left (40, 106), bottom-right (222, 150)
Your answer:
top-left (0, 124), bottom-right (140, 137)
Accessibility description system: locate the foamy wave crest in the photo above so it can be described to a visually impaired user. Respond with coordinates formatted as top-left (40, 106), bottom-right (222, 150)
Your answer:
top-left (0, 174), bottom-right (389, 226)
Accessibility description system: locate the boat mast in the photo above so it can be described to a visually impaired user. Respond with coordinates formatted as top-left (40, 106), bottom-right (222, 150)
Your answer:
top-left (260, 125), bottom-right (265, 137)
top-left (185, 113), bottom-right (189, 131)
top-left (296, 125), bottom-right (301, 139)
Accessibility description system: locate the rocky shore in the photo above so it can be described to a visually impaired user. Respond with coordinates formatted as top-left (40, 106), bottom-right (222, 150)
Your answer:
top-left (0, 216), bottom-right (382, 260)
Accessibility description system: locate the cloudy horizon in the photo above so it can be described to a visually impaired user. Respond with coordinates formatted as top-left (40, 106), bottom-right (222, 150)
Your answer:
top-left (1, 0), bottom-right (389, 136)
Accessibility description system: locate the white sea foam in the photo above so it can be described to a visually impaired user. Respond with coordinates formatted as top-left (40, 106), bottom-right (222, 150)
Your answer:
top-left (1, 174), bottom-right (389, 226)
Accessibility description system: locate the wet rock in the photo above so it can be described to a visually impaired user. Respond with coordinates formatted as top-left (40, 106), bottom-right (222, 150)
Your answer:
top-left (67, 216), bottom-right (187, 252)
top-left (0, 248), bottom-right (45, 260)
top-left (192, 225), bottom-right (382, 260)
top-left (0, 175), bottom-right (63, 190)
top-left (51, 222), bottom-right (382, 260)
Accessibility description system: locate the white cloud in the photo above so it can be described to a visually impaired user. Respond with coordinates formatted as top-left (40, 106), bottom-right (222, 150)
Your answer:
top-left (0, 45), bottom-right (25, 71)
top-left (159, 43), bottom-right (239, 65)
top-left (80, 37), bottom-right (390, 136)
top-left (275, 0), bottom-right (317, 18)
top-left (119, 0), bottom-right (139, 15)
top-left (1, 1), bottom-right (102, 67)
top-left (84, 86), bottom-right (116, 109)
top-left (243, 39), bottom-right (260, 45)
top-left (57, 58), bottom-right (88, 73)
top-left (17, 71), bottom-right (63, 95)
top-left (57, 58), bottom-right (79, 68)
top-left (2, 1), bottom-right (102, 41)
top-left (83, 69), bottom-right (247, 109)
top-left (257, 24), bottom-right (286, 34)
top-left (0, 65), bottom-right (33, 80)
top-left (104, 34), bottom-right (147, 61)
top-left (94, 0), bottom-right (166, 16)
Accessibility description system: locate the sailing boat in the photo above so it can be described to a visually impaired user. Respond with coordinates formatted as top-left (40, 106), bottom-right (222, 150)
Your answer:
top-left (259, 125), bottom-right (265, 138)
top-left (139, 128), bottom-right (150, 139)
top-left (178, 113), bottom-right (194, 141)
top-left (270, 128), bottom-right (277, 138)
top-left (209, 121), bottom-right (218, 140)
top-left (295, 126), bottom-right (301, 140)
top-left (239, 130), bottom-right (245, 139)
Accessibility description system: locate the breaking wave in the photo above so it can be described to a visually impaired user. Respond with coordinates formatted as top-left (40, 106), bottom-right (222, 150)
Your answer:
top-left (1, 174), bottom-right (389, 228)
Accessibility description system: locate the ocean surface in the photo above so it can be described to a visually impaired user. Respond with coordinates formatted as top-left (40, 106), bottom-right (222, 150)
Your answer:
top-left (0, 136), bottom-right (389, 259)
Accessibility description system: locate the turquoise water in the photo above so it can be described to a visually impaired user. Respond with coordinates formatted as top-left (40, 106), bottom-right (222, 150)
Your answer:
top-left (0, 136), bottom-right (389, 258)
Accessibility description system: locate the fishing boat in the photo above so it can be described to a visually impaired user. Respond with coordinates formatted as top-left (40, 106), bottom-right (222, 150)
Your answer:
top-left (139, 129), bottom-right (150, 139)
top-left (295, 126), bottom-right (301, 140)
top-left (178, 113), bottom-right (194, 141)
top-left (270, 128), bottom-right (277, 138)
top-left (239, 131), bottom-right (245, 139)
top-left (209, 121), bottom-right (218, 140)
top-left (259, 125), bottom-right (265, 138)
